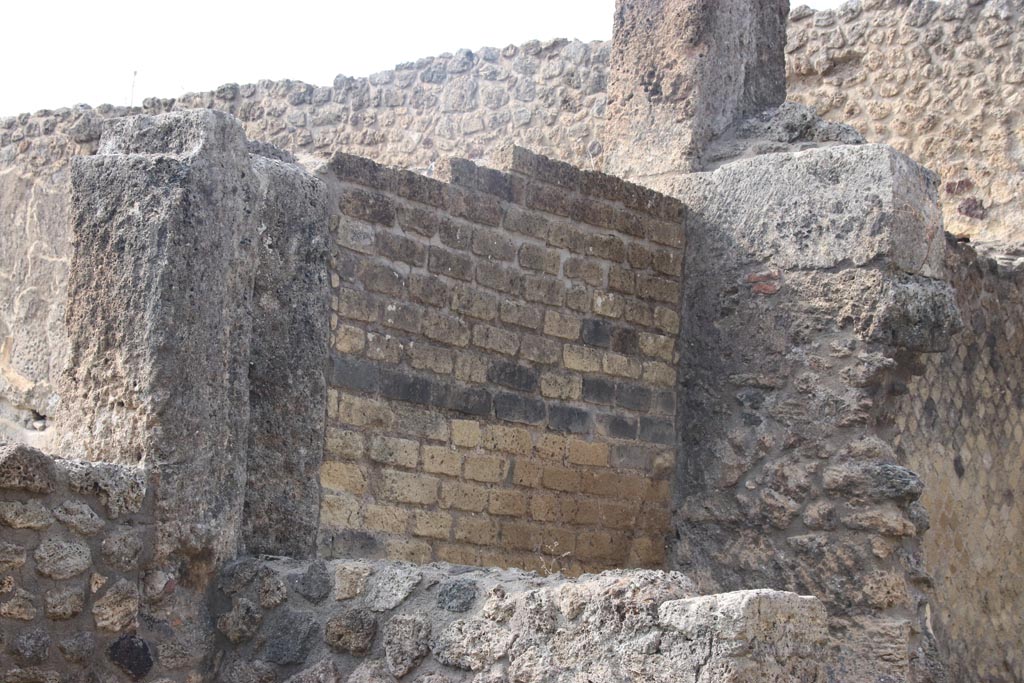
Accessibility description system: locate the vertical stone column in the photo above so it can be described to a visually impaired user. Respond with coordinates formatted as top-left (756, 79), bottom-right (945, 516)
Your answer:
top-left (672, 143), bottom-right (957, 682)
top-left (61, 110), bottom-right (259, 567)
top-left (604, 0), bottom-right (789, 184)
top-left (242, 155), bottom-right (330, 558)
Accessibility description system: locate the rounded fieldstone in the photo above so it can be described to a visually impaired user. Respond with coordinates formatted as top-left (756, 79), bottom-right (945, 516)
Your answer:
top-left (108, 634), bottom-right (154, 681)
top-left (325, 607), bottom-right (377, 655)
top-left (34, 538), bottom-right (92, 579)
top-left (11, 628), bottom-right (50, 665)
top-left (437, 579), bottom-right (478, 612)
top-left (365, 565), bottom-right (421, 612)
top-left (92, 578), bottom-right (140, 632)
top-left (0, 443), bottom-right (56, 493)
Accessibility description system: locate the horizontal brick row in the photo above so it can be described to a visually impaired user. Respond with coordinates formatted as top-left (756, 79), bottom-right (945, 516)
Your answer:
top-left (330, 355), bottom-right (675, 440)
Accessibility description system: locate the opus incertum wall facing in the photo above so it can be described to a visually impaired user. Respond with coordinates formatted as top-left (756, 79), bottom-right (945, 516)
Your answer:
top-left (317, 146), bottom-right (685, 573)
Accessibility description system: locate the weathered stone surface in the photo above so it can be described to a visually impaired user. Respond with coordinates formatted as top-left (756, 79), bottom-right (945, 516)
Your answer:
top-left (0, 588), bottom-right (36, 620)
top-left (107, 635), bottom-right (154, 681)
top-left (0, 443), bottom-right (55, 493)
top-left (242, 154), bottom-right (329, 559)
top-left (0, 500), bottom-right (53, 529)
top-left (60, 109), bottom-right (258, 567)
top-left (61, 460), bottom-right (146, 518)
top-left (290, 559), bottom-right (333, 604)
top-left (325, 607), bottom-right (378, 655)
top-left (217, 598), bottom-right (263, 644)
top-left (382, 614), bottom-right (431, 677)
top-left (436, 579), bottom-right (477, 613)
top-left (0, 541), bottom-right (26, 572)
top-left (283, 658), bottom-right (343, 683)
top-left (91, 578), bottom-right (139, 632)
top-left (57, 632), bottom-right (95, 663)
top-left (44, 585), bottom-right (85, 620)
top-left (33, 538), bottom-right (91, 579)
top-left (264, 608), bottom-right (319, 665)
top-left (10, 629), bottom-right (50, 665)
top-left (101, 528), bottom-right (143, 570)
top-left (365, 565), bottom-right (422, 612)
top-left (52, 500), bottom-right (104, 535)
top-left (606, 0), bottom-right (789, 178)
top-left (334, 562), bottom-right (372, 601)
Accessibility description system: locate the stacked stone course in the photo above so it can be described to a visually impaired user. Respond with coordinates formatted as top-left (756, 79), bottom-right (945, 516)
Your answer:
top-left (318, 146), bottom-right (685, 573)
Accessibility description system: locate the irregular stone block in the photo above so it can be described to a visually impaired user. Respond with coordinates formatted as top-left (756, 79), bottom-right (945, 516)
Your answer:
top-left (437, 578), bottom-right (478, 613)
top-left (0, 443), bottom-right (55, 493)
top-left (62, 460), bottom-right (146, 519)
top-left (217, 598), bottom-right (263, 644)
top-left (606, 0), bottom-right (789, 177)
top-left (383, 614), bottom-right (431, 677)
top-left (283, 658), bottom-right (343, 683)
top-left (289, 559), bottom-right (333, 604)
top-left (365, 565), bottom-right (421, 612)
top-left (325, 607), bottom-right (378, 655)
top-left (107, 634), bottom-right (154, 681)
top-left (44, 585), bottom-right (85, 620)
top-left (91, 578), bottom-right (139, 632)
top-left (33, 538), bottom-right (91, 579)
top-left (10, 629), bottom-right (50, 665)
top-left (52, 500), bottom-right (104, 535)
top-left (659, 589), bottom-right (828, 680)
top-left (0, 500), bottom-right (53, 529)
top-left (100, 528), bottom-right (143, 571)
top-left (263, 608), bottom-right (319, 665)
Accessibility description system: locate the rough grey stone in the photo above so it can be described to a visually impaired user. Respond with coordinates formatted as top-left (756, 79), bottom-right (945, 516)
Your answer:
top-left (33, 538), bottom-right (91, 579)
top-left (333, 562), bottom-right (372, 600)
top-left (101, 528), bottom-right (143, 571)
top-left (264, 608), bottom-right (319, 665)
top-left (325, 607), bottom-right (378, 655)
top-left (382, 614), bottom-right (431, 677)
top-left (436, 579), bottom-right (477, 612)
top-left (52, 500), bottom-right (104, 535)
top-left (242, 154), bottom-right (329, 558)
top-left (61, 109), bottom-right (258, 568)
top-left (62, 460), bottom-right (146, 519)
top-left (258, 567), bottom-right (288, 608)
top-left (0, 500), bottom-right (53, 529)
top-left (217, 598), bottom-right (263, 643)
top-left (44, 585), bottom-right (85, 620)
top-left (365, 565), bottom-right (422, 612)
top-left (0, 443), bottom-right (55, 493)
top-left (606, 0), bottom-right (789, 178)
top-left (290, 559), bottom-right (333, 604)
top-left (10, 629), bottom-right (50, 665)
top-left (58, 632), bottom-right (95, 663)
top-left (283, 658), bottom-right (343, 683)
top-left (91, 578), bottom-right (139, 632)
top-left (432, 618), bottom-right (513, 672)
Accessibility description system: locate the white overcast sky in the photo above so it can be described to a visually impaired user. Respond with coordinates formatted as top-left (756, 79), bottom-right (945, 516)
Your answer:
top-left (1, 0), bottom-right (844, 117)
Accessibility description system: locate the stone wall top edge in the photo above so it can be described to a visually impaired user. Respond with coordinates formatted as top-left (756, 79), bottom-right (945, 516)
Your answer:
top-left (325, 145), bottom-right (685, 229)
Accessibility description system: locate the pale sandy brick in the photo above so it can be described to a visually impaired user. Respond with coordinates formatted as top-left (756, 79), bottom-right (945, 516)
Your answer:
top-left (451, 420), bottom-right (482, 448)
top-left (422, 446), bottom-right (463, 477)
top-left (320, 462), bottom-right (368, 494)
top-left (464, 455), bottom-right (509, 484)
top-left (567, 439), bottom-right (610, 467)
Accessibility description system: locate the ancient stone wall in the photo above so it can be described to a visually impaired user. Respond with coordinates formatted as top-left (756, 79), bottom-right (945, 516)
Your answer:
top-left (890, 240), bottom-right (1024, 683)
top-left (318, 146), bottom-right (685, 574)
top-left (211, 556), bottom-right (829, 683)
top-left (0, 442), bottom-right (156, 682)
top-left (672, 143), bottom-right (959, 683)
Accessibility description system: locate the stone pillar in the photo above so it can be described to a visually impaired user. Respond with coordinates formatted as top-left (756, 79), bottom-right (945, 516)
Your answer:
top-left (672, 143), bottom-right (957, 682)
top-left (242, 155), bottom-right (329, 558)
top-left (61, 110), bottom-right (260, 567)
top-left (604, 0), bottom-right (789, 185)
